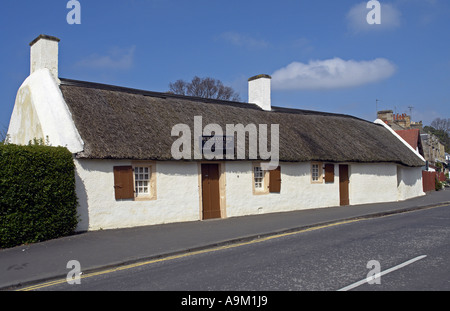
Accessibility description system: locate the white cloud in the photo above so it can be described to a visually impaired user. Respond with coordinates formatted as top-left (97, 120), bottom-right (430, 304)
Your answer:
top-left (76, 46), bottom-right (136, 70)
top-left (218, 32), bottom-right (269, 49)
top-left (347, 2), bottom-right (401, 33)
top-left (271, 58), bottom-right (397, 90)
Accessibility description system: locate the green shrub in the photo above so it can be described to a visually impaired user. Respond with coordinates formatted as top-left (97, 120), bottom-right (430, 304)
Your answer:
top-left (0, 144), bottom-right (78, 248)
top-left (435, 180), bottom-right (443, 191)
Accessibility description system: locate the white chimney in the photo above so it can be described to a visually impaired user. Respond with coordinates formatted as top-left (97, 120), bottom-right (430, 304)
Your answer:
top-left (29, 34), bottom-right (60, 82)
top-left (248, 74), bottom-right (271, 111)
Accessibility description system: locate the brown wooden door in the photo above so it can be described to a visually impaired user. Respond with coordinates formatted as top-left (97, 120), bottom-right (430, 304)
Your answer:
top-left (113, 166), bottom-right (135, 200)
top-left (269, 166), bottom-right (281, 193)
top-left (339, 165), bottom-right (350, 206)
top-left (201, 164), bottom-right (221, 220)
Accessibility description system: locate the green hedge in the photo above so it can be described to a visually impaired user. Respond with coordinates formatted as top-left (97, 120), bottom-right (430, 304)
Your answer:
top-left (0, 143), bottom-right (78, 248)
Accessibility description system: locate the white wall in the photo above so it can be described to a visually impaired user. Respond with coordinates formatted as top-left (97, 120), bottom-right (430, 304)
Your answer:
top-left (7, 69), bottom-right (83, 153)
top-left (348, 163), bottom-right (424, 205)
top-left (75, 159), bottom-right (201, 231)
top-left (248, 76), bottom-right (271, 111)
top-left (225, 162), bottom-right (340, 217)
top-left (397, 165), bottom-right (425, 201)
top-left (349, 163), bottom-right (398, 205)
top-left (75, 160), bottom-right (425, 232)
top-left (30, 37), bottom-right (59, 81)
top-left (76, 160), bottom-right (343, 231)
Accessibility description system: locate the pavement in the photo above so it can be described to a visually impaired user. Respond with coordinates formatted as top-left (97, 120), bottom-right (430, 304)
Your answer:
top-left (1, 188), bottom-right (450, 290)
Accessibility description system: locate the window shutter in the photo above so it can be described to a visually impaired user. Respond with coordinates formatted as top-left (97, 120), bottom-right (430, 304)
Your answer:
top-left (113, 166), bottom-right (134, 200)
top-left (324, 164), bottom-right (335, 183)
top-left (269, 166), bottom-right (281, 193)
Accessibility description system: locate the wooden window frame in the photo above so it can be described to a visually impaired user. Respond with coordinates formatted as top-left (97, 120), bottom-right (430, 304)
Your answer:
top-left (252, 163), bottom-right (269, 195)
top-left (134, 166), bottom-right (151, 197)
top-left (132, 161), bottom-right (157, 201)
top-left (254, 166), bottom-right (265, 190)
top-left (113, 162), bottom-right (157, 201)
top-left (311, 162), bottom-right (323, 184)
top-left (252, 163), bottom-right (281, 194)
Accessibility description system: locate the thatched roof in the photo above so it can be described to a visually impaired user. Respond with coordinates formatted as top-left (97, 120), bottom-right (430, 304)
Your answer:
top-left (59, 78), bottom-right (424, 167)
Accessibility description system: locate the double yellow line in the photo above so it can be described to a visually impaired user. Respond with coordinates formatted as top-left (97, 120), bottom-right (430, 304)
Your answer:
top-left (17, 218), bottom-right (361, 291)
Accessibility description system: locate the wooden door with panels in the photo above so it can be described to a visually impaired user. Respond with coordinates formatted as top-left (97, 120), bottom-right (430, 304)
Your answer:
top-left (269, 166), bottom-right (281, 193)
top-left (201, 164), bottom-right (222, 220)
top-left (339, 164), bottom-right (350, 206)
top-left (113, 166), bottom-right (134, 200)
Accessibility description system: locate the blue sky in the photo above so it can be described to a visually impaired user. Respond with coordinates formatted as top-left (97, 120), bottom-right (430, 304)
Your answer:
top-left (1, 0), bottom-right (449, 131)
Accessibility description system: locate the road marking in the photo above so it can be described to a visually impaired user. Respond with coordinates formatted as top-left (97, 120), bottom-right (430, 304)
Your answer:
top-left (337, 255), bottom-right (427, 291)
top-left (17, 218), bottom-right (362, 291)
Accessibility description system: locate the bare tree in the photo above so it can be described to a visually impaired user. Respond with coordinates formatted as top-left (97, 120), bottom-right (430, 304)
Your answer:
top-left (169, 76), bottom-right (241, 101)
top-left (168, 80), bottom-right (188, 96)
top-left (431, 118), bottom-right (450, 134)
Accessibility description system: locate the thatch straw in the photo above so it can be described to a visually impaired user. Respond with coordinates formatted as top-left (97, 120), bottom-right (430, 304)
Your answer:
top-left (59, 79), bottom-right (424, 167)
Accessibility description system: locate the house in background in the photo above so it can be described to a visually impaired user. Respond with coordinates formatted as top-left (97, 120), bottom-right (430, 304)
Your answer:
top-left (377, 109), bottom-right (446, 171)
top-left (420, 133), bottom-right (446, 171)
top-left (7, 35), bottom-right (425, 232)
top-left (377, 110), bottom-right (423, 131)
top-left (395, 129), bottom-right (424, 158)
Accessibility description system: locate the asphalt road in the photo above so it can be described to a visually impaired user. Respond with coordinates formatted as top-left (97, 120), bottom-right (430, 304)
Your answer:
top-left (19, 204), bottom-right (450, 292)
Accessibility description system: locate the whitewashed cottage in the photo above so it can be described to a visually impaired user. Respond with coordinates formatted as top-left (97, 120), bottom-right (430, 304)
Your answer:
top-left (7, 35), bottom-right (425, 231)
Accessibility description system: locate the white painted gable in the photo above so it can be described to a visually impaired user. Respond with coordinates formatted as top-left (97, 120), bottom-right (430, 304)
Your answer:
top-left (7, 68), bottom-right (84, 153)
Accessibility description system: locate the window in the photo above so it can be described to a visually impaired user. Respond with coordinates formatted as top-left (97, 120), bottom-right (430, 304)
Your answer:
top-left (134, 166), bottom-right (150, 197)
top-left (133, 163), bottom-right (156, 200)
top-left (311, 162), bottom-right (323, 183)
top-left (113, 162), bottom-right (156, 201)
top-left (254, 166), bottom-right (264, 190)
top-left (252, 163), bottom-right (269, 195)
top-left (312, 164), bottom-right (320, 181)
top-left (252, 163), bottom-right (281, 194)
